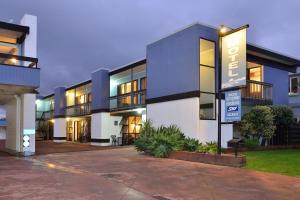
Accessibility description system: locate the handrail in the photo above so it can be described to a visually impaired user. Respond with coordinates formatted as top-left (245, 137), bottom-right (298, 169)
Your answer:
top-left (0, 52), bottom-right (38, 68)
top-left (245, 80), bottom-right (273, 87)
top-left (109, 89), bottom-right (146, 99)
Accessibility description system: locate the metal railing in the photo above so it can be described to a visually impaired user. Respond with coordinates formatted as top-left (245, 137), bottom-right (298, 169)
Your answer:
top-left (65, 103), bottom-right (91, 116)
top-left (110, 90), bottom-right (146, 110)
top-left (241, 80), bottom-right (273, 102)
top-left (36, 110), bottom-right (54, 120)
top-left (0, 53), bottom-right (38, 68)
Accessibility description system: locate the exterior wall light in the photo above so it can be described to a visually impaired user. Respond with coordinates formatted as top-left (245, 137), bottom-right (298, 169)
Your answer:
top-left (219, 25), bottom-right (229, 35)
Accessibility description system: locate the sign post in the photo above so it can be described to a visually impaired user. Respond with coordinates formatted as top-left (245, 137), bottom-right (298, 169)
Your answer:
top-left (217, 25), bottom-right (249, 154)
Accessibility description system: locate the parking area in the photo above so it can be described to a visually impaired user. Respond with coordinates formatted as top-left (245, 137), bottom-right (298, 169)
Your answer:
top-left (0, 147), bottom-right (300, 200)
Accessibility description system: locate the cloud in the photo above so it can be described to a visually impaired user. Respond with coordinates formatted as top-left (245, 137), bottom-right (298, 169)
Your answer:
top-left (0, 0), bottom-right (299, 95)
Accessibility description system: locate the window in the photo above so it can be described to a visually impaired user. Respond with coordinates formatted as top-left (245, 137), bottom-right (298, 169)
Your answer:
top-left (66, 89), bottom-right (75, 107)
top-left (140, 77), bottom-right (147, 90)
top-left (290, 77), bottom-right (298, 94)
top-left (199, 39), bottom-right (216, 120)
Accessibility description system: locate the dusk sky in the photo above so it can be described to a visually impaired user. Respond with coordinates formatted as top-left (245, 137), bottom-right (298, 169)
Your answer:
top-left (1, 0), bottom-right (300, 95)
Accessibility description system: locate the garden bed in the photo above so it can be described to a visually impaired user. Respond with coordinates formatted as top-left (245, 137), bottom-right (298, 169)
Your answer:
top-left (169, 151), bottom-right (246, 167)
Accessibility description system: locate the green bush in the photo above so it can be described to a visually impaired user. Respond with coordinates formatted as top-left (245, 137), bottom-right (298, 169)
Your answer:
top-left (183, 138), bottom-right (199, 152)
top-left (205, 142), bottom-right (218, 154)
top-left (244, 138), bottom-right (259, 149)
top-left (134, 121), bottom-right (185, 158)
top-left (197, 142), bottom-right (217, 154)
top-left (134, 120), bottom-right (156, 154)
top-left (238, 106), bottom-right (276, 143)
top-left (269, 106), bottom-right (294, 128)
top-left (134, 121), bottom-right (218, 157)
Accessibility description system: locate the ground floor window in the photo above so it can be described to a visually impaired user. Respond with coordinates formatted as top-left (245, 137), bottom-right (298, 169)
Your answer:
top-left (200, 92), bottom-right (216, 120)
top-left (121, 116), bottom-right (142, 145)
top-left (66, 118), bottom-right (91, 143)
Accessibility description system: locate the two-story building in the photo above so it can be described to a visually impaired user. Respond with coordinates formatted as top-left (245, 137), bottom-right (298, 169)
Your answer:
top-left (37, 23), bottom-right (299, 147)
top-left (0, 14), bottom-right (39, 155)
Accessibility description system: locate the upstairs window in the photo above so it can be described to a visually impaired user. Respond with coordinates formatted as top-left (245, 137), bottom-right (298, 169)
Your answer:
top-left (289, 77), bottom-right (298, 95)
top-left (199, 38), bottom-right (216, 120)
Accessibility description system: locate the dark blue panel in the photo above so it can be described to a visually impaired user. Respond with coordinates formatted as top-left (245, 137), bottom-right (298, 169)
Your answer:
top-left (91, 69), bottom-right (110, 111)
top-left (0, 64), bottom-right (40, 88)
top-left (146, 24), bottom-right (218, 99)
top-left (264, 65), bottom-right (288, 105)
top-left (54, 87), bottom-right (66, 117)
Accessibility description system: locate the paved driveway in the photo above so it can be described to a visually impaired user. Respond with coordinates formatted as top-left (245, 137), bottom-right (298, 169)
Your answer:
top-left (0, 147), bottom-right (299, 200)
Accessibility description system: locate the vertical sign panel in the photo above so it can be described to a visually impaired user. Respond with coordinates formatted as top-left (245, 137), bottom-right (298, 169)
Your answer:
top-left (225, 90), bottom-right (241, 122)
top-left (222, 29), bottom-right (247, 89)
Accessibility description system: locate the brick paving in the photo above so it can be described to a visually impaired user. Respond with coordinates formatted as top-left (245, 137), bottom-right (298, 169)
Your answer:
top-left (0, 145), bottom-right (299, 200)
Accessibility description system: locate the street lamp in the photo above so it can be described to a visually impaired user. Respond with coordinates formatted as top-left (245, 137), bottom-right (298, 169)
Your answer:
top-left (217, 24), bottom-right (249, 155)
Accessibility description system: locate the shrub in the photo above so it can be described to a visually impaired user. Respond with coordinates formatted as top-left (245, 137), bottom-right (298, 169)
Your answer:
top-left (183, 138), bottom-right (199, 152)
top-left (205, 142), bottom-right (218, 154)
top-left (238, 106), bottom-right (276, 143)
top-left (197, 142), bottom-right (217, 154)
top-left (244, 138), bottom-right (259, 149)
top-left (269, 106), bottom-right (294, 128)
top-left (134, 120), bottom-right (156, 154)
top-left (134, 121), bottom-right (185, 158)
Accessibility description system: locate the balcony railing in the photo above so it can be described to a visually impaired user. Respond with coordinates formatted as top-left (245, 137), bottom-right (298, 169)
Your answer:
top-left (0, 53), bottom-right (38, 68)
top-left (66, 103), bottom-right (91, 116)
top-left (36, 110), bottom-right (54, 120)
top-left (241, 80), bottom-right (273, 103)
top-left (110, 90), bottom-right (146, 110)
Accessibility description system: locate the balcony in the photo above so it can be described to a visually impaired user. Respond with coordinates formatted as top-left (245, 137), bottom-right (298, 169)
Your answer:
top-left (0, 53), bottom-right (39, 88)
top-left (110, 90), bottom-right (146, 111)
top-left (36, 110), bottom-right (54, 120)
top-left (241, 80), bottom-right (273, 105)
top-left (65, 103), bottom-right (91, 117)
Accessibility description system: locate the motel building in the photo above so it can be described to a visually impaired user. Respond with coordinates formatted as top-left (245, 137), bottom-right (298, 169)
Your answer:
top-left (0, 15), bottom-right (39, 155)
top-left (36, 23), bottom-right (300, 148)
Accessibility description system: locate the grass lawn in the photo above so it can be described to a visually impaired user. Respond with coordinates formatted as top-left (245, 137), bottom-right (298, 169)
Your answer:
top-left (244, 149), bottom-right (300, 177)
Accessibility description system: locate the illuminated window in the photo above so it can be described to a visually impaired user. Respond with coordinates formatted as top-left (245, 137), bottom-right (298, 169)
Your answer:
top-left (290, 77), bottom-right (298, 94)
top-left (247, 62), bottom-right (263, 95)
top-left (199, 39), bottom-right (216, 120)
top-left (0, 35), bottom-right (17, 44)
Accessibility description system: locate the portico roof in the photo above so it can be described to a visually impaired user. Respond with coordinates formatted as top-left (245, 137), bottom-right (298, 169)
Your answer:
top-left (0, 21), bottom-right (29, 44)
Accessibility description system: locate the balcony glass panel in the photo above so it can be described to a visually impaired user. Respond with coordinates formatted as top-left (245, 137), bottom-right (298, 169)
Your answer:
top-left (109, 64), bottom-right (146, 110)
top-left (110, 69), bottom-right (131, 97)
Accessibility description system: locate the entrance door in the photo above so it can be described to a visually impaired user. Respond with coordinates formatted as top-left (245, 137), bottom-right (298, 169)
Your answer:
top-left (122, 116), bottom-right (142, 145)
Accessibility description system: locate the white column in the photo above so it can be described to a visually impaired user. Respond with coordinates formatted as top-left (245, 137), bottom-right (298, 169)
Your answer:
top-left (20, 94), bottom-right (36, 156)
top-left (91, 113), bottom-right (121, 146)
top-left (20, 14), bottom-right (37, 58)
top-left (5, 95), bottom-right (22, 154)
top-left (53, 118), bottom-right (66, 142)
top-left (5, 94), bottom-right (36, 156)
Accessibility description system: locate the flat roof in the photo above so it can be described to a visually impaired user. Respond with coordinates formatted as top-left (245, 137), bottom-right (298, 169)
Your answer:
top-left (247, 44), bottom-right (300, 72)
top-left (0, 21), bottom-right (29, 44)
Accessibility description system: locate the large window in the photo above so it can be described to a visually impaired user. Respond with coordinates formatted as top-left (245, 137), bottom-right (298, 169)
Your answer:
top-left (199, 39), bottom-right (216, 120)
top-left (289, 76), bottom-right (299, 95)
top-left (109, 63), bottom-right (146, 109)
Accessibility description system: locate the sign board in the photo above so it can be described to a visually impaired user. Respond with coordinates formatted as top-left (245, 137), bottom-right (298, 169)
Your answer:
top-left (225, 90), bottom-right (241, 122)
top-left (221, 29), bottom-right (247, 89)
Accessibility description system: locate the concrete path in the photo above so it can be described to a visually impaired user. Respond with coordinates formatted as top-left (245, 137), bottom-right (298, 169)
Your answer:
top-left (0, 147), bottom-right (299, 200)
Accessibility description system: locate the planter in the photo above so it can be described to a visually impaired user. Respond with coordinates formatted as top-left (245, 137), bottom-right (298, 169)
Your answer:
top-left (169, 151), bottom-right (246, 167)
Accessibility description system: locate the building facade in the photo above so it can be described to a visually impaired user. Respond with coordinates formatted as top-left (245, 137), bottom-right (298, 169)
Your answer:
top-left (37, 23), bottom-right (299, 147)
top-left (0, 14), bottom-right (39, 155)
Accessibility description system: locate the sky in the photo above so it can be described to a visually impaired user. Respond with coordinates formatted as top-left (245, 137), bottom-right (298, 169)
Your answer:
top-left (1, 0), bottom-right (300, 96)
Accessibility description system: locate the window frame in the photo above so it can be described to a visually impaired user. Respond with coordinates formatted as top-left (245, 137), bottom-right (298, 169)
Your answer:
top-left (199, 37), bottom-right (217, 120)
top-left (289, 76), bottom-right (299, 95)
